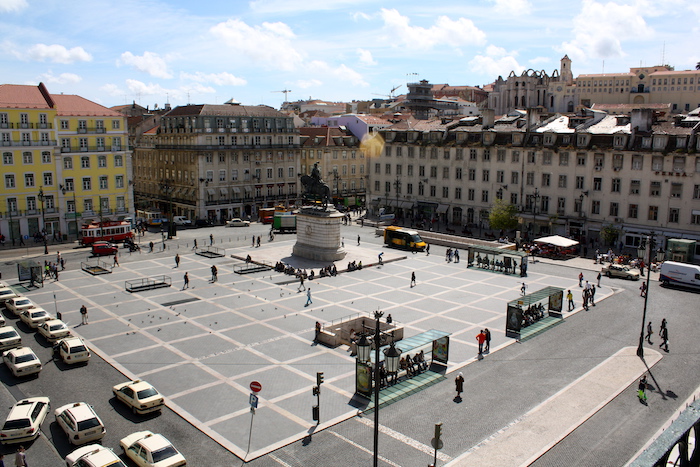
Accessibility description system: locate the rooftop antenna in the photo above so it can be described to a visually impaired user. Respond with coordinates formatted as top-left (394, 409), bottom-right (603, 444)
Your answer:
top-left (661, 41), bottom-right (666, 66)
top-left (407, 72), bottom-right (418, 82)
top-left (272, 89), bottom-right (292, 102)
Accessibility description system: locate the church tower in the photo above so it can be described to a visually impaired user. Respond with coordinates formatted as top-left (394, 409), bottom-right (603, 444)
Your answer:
top-left (560, 55), bottom-right (573, 84)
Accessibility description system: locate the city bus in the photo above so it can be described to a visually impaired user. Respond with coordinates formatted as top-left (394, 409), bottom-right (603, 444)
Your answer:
top-left (79, 220), bottom-right (134, 245)
top-left (383, 226), bottom-right (427, 252)
top-left (136, 210), bottom-right (164, 227)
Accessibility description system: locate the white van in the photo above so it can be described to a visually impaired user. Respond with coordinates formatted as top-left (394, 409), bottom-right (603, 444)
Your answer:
top-left (659, 261), bottom-right (700, 289)
top-left (172, 216), bottom-right (192, 226)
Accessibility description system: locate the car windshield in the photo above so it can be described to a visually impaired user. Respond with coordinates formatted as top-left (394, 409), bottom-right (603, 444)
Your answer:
top-left (152, 446), bottom-right (179, 462)
top-left (2, 419), bottom-right (30, 430)
top-left (15, 300), bottom-right (31, 306)
top-left (137, 387), bottom-right (159, 399)
top-left (15, 354), bottom-right (36, 363)
top-left (31, 311), bottom-right (47, 318)
top-left (50, 324), bottom-right (65, 331)
top-left (0, 290), bottom-right (13, 296)
top-left (0, 331), bottom-right (17, 339)
top-left (70, 345), bottom-right (87, 353)
top-left (76, 417), bottom-right (101, 431)
top-left (105, 461), bottom-right (127, 467)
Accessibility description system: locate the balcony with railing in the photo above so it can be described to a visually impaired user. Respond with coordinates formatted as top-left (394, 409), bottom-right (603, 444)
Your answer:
top-left (1, 140), bottom-right (57, 147)
top-left (1, 122), bottom-right (53, 129)
top-left (60, 145), bottom-right (128, 153)
top-left (77, 127), bottom-right (107, 134)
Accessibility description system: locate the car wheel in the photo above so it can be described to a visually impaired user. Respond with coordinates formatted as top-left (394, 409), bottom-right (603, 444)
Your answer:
top-left (132, 405), bottom-right (137, 415)
top-left (606, 272), bottom-right (611, 277)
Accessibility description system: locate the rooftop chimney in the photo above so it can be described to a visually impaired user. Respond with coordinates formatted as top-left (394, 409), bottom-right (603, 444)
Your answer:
top-left (631, 108), bottom-right (653, 132)
top-left (481, 109), bottom-right (495, 129)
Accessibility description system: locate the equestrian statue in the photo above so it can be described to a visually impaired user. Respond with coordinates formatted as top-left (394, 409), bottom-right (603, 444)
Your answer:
top-left (300, 162), bottom-right (332, 209)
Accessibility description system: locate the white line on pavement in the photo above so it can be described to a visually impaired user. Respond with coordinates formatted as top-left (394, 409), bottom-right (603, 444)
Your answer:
top-left (356, 416), bottom-right (452, 462)
top-left (328, 430), bottom-right (403, 467)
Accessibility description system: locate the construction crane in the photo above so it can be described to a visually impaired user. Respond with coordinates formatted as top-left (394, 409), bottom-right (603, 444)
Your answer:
top-left (272, 89), bottom-right (292, 102)
top-left (371, 84), bottom-right (403, 99)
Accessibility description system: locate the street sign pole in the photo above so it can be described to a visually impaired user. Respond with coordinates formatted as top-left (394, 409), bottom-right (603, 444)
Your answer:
top-left (246, 382), bottom-right (262, 458)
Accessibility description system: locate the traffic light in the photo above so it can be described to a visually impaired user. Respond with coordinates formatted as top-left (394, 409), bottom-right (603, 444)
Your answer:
top-left (316, 372), bottom-right (324, 386)
top-left (312, 405), bottom-right (320, 422)
top-left (312, 386), bottom-right (320, 396)
top-left (434, 422), bottom-right (443, 441)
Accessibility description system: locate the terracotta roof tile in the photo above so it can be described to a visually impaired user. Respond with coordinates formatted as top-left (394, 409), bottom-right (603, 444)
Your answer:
top-left (0, 84), bottom-right (53, 109)
top-left (51, 94), bottom-right (123, 117)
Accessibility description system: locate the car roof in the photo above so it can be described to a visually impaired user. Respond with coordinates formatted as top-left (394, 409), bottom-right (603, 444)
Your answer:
top-left (0, 326), bottom-right (19, 334)
top-left (136, 432), bottom-right (171, 451)
top-left (127, 380), bottom-right (155, 392)
top-left (62, 336), bottom-right (86, 346)
top-left (61, 402), bottom-right (97, 421)
top-left (10, 296), bottom-right (30, 302)
top-left (8, 347), bottom-right (36, 357)
top-left (7, 397), bottom-right (49, 419)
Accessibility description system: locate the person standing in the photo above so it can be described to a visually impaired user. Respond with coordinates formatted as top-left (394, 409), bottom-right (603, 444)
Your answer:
top-left (597, 271), bottom-right (602, 288)
top-left (484, 328), bottom-right (491, 352)
top-left (578, 271), bottom-right (584, 287)
top-left (113, 254), bottom-right (119, 267)
top-left (455, 372), bottom-right (464, 399)
top-left (582, 289), bottom-right (589, 310)
top-left (521, 282), bottom-right (527, 296)
top-left (80, 304), bottom-right (88, 325)
top-left (305, 288), bottom-right (312, 307)
top-left (566, 290), bottom-right (574, 311)
top-left (209, 233), bottom-right (214, 246)
top-left (183, 272), bottom-right (189, 289)
top-left (638, 375), bottom-right (648, 403)
top-left (298, 275), bottom-right (306, 292)
top-left (646, 321), bottom-right (653, 343)
top-left (357, 235), bottom-right (361, 246)
top-left (640, 282), bottom-right (647, 297)
top-left (410, 271), bottom-right (416, 288)
top-left (193, 239), bottom-right (198, 250)
top-left (14, 446), bottom-right (26, 467)
top-left (454, 249), bottom-right (460, 263)
top-left (256, 236), bottom-right (261, 247)
top-left (251, 236), bottom-right (255, 248)
top-left (476, 330), bottom-right (486, 355)
top-left (425, 243), bottom-right (430, 256)
top-left (660, 318), bottom-right (667, 337)
top-left (590, 285), bottom-right (596, 306)
top-left (211, 265), bottom-right (218, 282)
top-left (175, 254), bottom-right (180, 268)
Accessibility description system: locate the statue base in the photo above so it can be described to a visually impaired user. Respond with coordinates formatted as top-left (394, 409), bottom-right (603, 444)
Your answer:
top-left (292, 207), bottom-right (346, 262)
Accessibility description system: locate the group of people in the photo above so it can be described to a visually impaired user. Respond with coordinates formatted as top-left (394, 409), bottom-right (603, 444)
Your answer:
top-left (251, 236), bottom-right (262, 248)
top-left (445, 248), bottom-right (460, 263)
top-left (645, 319), bottom-right (669, 352)
top-left (476, 329), bottom-right (491, 355)
top-left (582, 281), bottom-right (597, 310)
top-left (347, 260), bottom-right (362, 271)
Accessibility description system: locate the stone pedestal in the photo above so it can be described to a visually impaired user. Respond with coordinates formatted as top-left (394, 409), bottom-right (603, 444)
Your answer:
top-left (293, 207), bottom-right (346, 262)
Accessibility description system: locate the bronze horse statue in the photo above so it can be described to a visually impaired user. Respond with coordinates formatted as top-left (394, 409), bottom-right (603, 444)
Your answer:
top-left (300, 175), bottom-right (332, 209)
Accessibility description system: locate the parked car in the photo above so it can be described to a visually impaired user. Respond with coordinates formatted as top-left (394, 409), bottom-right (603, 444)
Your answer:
top-left (3, 347), bottom-right (42, 377)
top-left (38, 319), bottom-right (71, 342)
top-left (172, 216), bottom-right (192, 226)
top-left (65, 444), bottom-right (127, 467)
top-left (225, 218), bottom-right (250, 227)
top-left (601, 264), bottom-right (640, 280)
top-left (0, 287), bottom-right (18, 307)
top-left (112, 380), bottom-right (164, 415)
top-left (5, 296), bottom-right (34, 316)
top-left (0, 326), bottom-right (21, 351)
top-left (91, 241), bottom-right (118, 256)
top-left (55, 337), bottom-right (91, 364)
top-left (120, 431), bottom-right (186, 467)
top-left (194, 219), bottom-right (212, 228)
top-left (54, 402), bottom-right (105, 445)
top-left (19, 307), bottom-right (52, 329)
top-left (0, 396), bottom-right (50, 444)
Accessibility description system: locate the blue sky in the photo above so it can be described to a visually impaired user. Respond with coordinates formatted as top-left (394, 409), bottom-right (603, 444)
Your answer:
top-left (1, 0), bottom-right (698, 109)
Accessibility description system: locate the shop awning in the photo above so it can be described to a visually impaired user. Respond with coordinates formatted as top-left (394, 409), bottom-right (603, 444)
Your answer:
top-left (207, 188), bottom-right (216, 196)
top-left (399, 201), bottom-right (414, 209)
top-left (436, 204), bottom-right (450, 214)
top-left (534, 235), bottom-right (579, 247)
top-left (219, 188), bottom-right (228, 197)
top-left (232, 187), bottom-right (241, 194)
top-left (244, 186), bottom-right (253, 192)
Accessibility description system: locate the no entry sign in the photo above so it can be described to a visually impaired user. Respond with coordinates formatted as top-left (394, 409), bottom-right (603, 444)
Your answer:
top-left (250, 381), bottom-right (262, 393)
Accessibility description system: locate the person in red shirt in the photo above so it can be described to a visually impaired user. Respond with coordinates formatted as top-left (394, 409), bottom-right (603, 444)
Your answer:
top-left (476, 330), bottom-right (486, 355)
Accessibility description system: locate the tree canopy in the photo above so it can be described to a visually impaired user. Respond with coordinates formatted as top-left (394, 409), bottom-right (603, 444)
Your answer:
top-left (489, 198), bottom-right (519, 231)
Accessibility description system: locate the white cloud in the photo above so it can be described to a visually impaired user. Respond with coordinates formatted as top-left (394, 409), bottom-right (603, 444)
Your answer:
top-left (118, 51), bottom-right (172, 79)
top-left (491, 0), bottom-right (531, 16)
top-left (100, 83), bottom-right (123, 97)
top-left (180, 71), bottom-right (247, 86)
top-left (0, 0), bottom-right (28, 12)
top-left (468, 46), bottom-right (523, 78)
top-left (295, 79), bottom-right (323, 89)
top-left (308, 60), bottom-right (368, 87)
top-left (380, 8), bottom-right (486, 50)
top-left (560, 0), bottom-right (653, 61)
top-left (210, 19), bottom-right (303, 71)
top-left (38, 71), bottom-right (81, 84)
top-left (27, 44), bottom-right (92, 64)
top-left (357, 48), bottom-right (377, 66)
top-left (529, 56), bottom-right (551, 66)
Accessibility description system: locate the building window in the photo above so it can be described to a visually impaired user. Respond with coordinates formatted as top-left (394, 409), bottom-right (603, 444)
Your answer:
top-left (483, 149), bottom-right (490, 161)
top-left (430, 166), bottom-right (437, 178)
top-left (430, 185), bottom-right (436, 197)
top-left (631, 155), bottom-right (643, 170)
top-left (43, 172), bottom-right (53, 186)
top-left (691, 213), bottom-right (700, 225)
top-left (668, 208), bottom-right (680, 223)
top-left (469, 149), bottom-right (477, 160)
top-left (385, 146), bottom-right (392, 157)
top-left (442, 167), bottom-right (449, 179)
top-left (630, 180), bottom-right (640, 195)
top-left (575, 176), bottom-right (584, 190)
top-left (628, 204), bottom-right (638, 218)
top-left (64, 179), bottom-right (74, 191)
top-left (99, 176), bottom-right (108, 189)
top-left (609, 202), bottom-right (619, 217)
top-left (455, 187), bottom-right (462, 199)
top-left (22, 152), bottom-right (32, 164)
top-left (26, 197), bottom-right (36, 211)
top-left (510, 193), bottom-right (518, 205)
top-left (5, 174), bottom-right (15, 188)
top-left (60, 120), bottom-right (69, 130)
top-left (557, 197), bottom-right (566, 214)
top-left (578, 153), bottom-right (587, 166)
top-left (482, 170), bottom-right (490, 182)
top-left (407, 183), bottom-right (413, 194)
top-left (673, 156), bottom-right (685, 172)
top-left (497, 149), bottom-right (506, 162)
top-left (496, 170), bottom-right (504, 183)
top-left (611, 178), bottom-right (621, 193)
top-left (541, 196), bottom-right (550, 213)
top-left (613, 154), bottom-right (623, 170)
top-left (481, 190), bottom-right (489, 202)
top-left (526, 172), bottom-right (534, 186)
top-left (652, 156), bottom-right (663, 171)
top-left (443, 150), bottom-right (450, 160)
top-left (24, 173), bottom-right (34, 187)
top-left (650, 181), bottom-right (661, 196)
top-left (558, 175), bottom-right (567, 188)
top-left (559, 152), bottom-right (569, 166)
top-left (41, 151), bottom-right (51, 163)
top-left (112, 120), bottom-right (120, 129)
top-left (648, 206), bottom-right (658, 221)
top-left (82, 177), bottom-right (91, 190)
top-left (670, 183), bottom-right (682, 198)
top-left (442, 187), bottom-right (449, 198)
top-left (512, 151), bottom-right (520, 163)
top-left (468, 189), bottom-right (475, 201)
top-left (541, 173), bottom-right (551, 187)
top-left (511, 171), bottom-right (519, 185)
top-left (84, 198), bottom-right (93, 212)
top-left (591, 200), bottom-right (600, 215)
top-left (430, 148), bottom-right (438, 159)
top-left (468, 169), bottom-right (476, 181)
top-left (455, 167), bottom-right (462, 180)
top-left (693, 184), bottom-right (700, 199)
top-left (81, 156), bottom-right (90, 168)
top-left (542, 152), bottom-right (552, 165)
top-left (2, 152), bottom-right (12, 164)
top-left (98, 156), bottom-right (107, 168)
top-left (527, 151), bottom-right (536, 164)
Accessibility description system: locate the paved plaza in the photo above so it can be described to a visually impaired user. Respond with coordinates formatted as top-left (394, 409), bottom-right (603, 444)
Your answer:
top-left (24, 238), bottom-right (614, 461)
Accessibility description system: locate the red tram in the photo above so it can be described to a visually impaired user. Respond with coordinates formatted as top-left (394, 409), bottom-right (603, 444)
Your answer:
top-left (79, 220), bottom-right (134, 245)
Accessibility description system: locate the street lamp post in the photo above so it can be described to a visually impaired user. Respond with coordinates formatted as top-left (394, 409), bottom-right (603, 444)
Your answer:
top-left (356, 311), bottom-right (401, 467)
top-left (160, 179), bottom-right (176, 239)
top-left (529, 188), bottom-right (540, 238)
top-left (38, 187), bottom-right (48, 254)
top-left (636, 233), bottom-right (655, 359)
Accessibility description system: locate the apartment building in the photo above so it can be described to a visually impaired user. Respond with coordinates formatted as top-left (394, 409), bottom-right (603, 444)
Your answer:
top-left (0, 83), bottom-right (131, 243)
top-left (370, 108), bottom-right (700, 257)
top-left (132, 103), bottom-right (300, 223)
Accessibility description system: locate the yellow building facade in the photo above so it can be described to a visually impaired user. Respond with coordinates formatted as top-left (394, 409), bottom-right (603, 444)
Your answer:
top-left (0, 83), bottom-right (131, 244)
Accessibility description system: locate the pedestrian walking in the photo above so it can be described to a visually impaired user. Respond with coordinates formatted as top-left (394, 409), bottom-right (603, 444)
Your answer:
top-left (597, 271), bottom-right (602, 287)
top-left (113, 254), bottom-right (119, 267)
top-left (19, 235), bottom-right (25, 246)
top-left (646, 321), bottom-right (653, 343)
top-left (590, 285), bottom-right (596, 306)
top-left (183, 272), bottom-right (189, 289)
top-left (520, 282), bottom-right (527, 296)
top-left (659, 326), bottom-right (669, 352)
top-left (210, 233), bottom-right (214, 246)
top-left (357, 235), bottom-right (361, 246)
top-left (175, 254), bottom-right (180, 267)
top-left (60, 257), bottom-right (65, 270)
top-left (638, 375), bottom-right (648, 403)
top-left (211, 265), bottom-right (218, 282)
top-left (378, 252), bottom-right (384, 265)
top-left (660, 318), bottom-right (667, 336)
top-left (252, 236), bottom-right (255, 247)
top-left (257, 236), bottom-right (261, 247)
top-left (314, 321), bottom-right (321, 342)
top-left (305, 288), bottom-right (312, 306)
top-left (410, 271), bottom-right (416, 288)
top-left (56, 251), bottom-right (61, 265)
top-left (566, 289), bottom-right (574, 311)
top-left (193, 239), bottom-right (198, 250)
top-left (455, 372), bottom-right (464, 399)
top-left (578, 271), bottom-right (584, 287)
top-left (640, 282), bottom-right (647, 297)
top-left (484, 328), bottom-right (491, 352)
top-left (454, 249), bottom-right (460, 263)
top-left (425, 243), bottom-right (430, 256)
top-left (80, 304), bottom-right (88, 325)
top-left (582, 289), bottom-right (589, 310)
top-left (298, 275), bottom-right (306, 292)
top-left (476, 330), bottom-right (486, 355)
top-left (149, 241), bottom-right (154, 252)
top-left (14, 446), bottom-right (26, 467)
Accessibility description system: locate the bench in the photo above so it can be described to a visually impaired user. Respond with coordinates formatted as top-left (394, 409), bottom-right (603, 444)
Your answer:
top-left (234, 262), bottom-right (273, 274)
top-left (195, 246), bottom-right (225, 258)
top-left (125, 276), bottom-right (172, 292)
top-left (81, 260), bottom-right (112, 275)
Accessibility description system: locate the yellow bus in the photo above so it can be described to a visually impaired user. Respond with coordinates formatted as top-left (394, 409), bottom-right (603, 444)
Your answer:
top-left (383, 226), bottom-right (427, 252)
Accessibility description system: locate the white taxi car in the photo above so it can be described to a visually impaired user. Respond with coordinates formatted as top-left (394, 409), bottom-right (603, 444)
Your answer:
top-left (55, 402), bottom-right (105, 445)
top-left (65, 444), bottom-right (127, 467)
top-left (19, 307), bottom-right (52, 329)
top-left (55, 337), bottom-right (90, 364)
top-left (2, 346), bottom-right (42, 377)
top-left (38, 319), bottom-right (71, 342)
top-left (0, 396), bottom-right (50, 444)
top-left (0, 326), bottom-right (21, 351)
top-left (120, 431), bottom-right (186, 467)
top-left (112, 380), bottom-right (164, 415)
top-left (5, 297), bottom-right (34, 316)
top-left (0, 287), bottom-right (18, 306)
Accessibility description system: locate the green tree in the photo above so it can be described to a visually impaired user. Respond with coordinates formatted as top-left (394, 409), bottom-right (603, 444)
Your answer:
top-left (488, 199), bottom-right (519, 231)
top-left (601, 224), bottom-right (620, 246)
